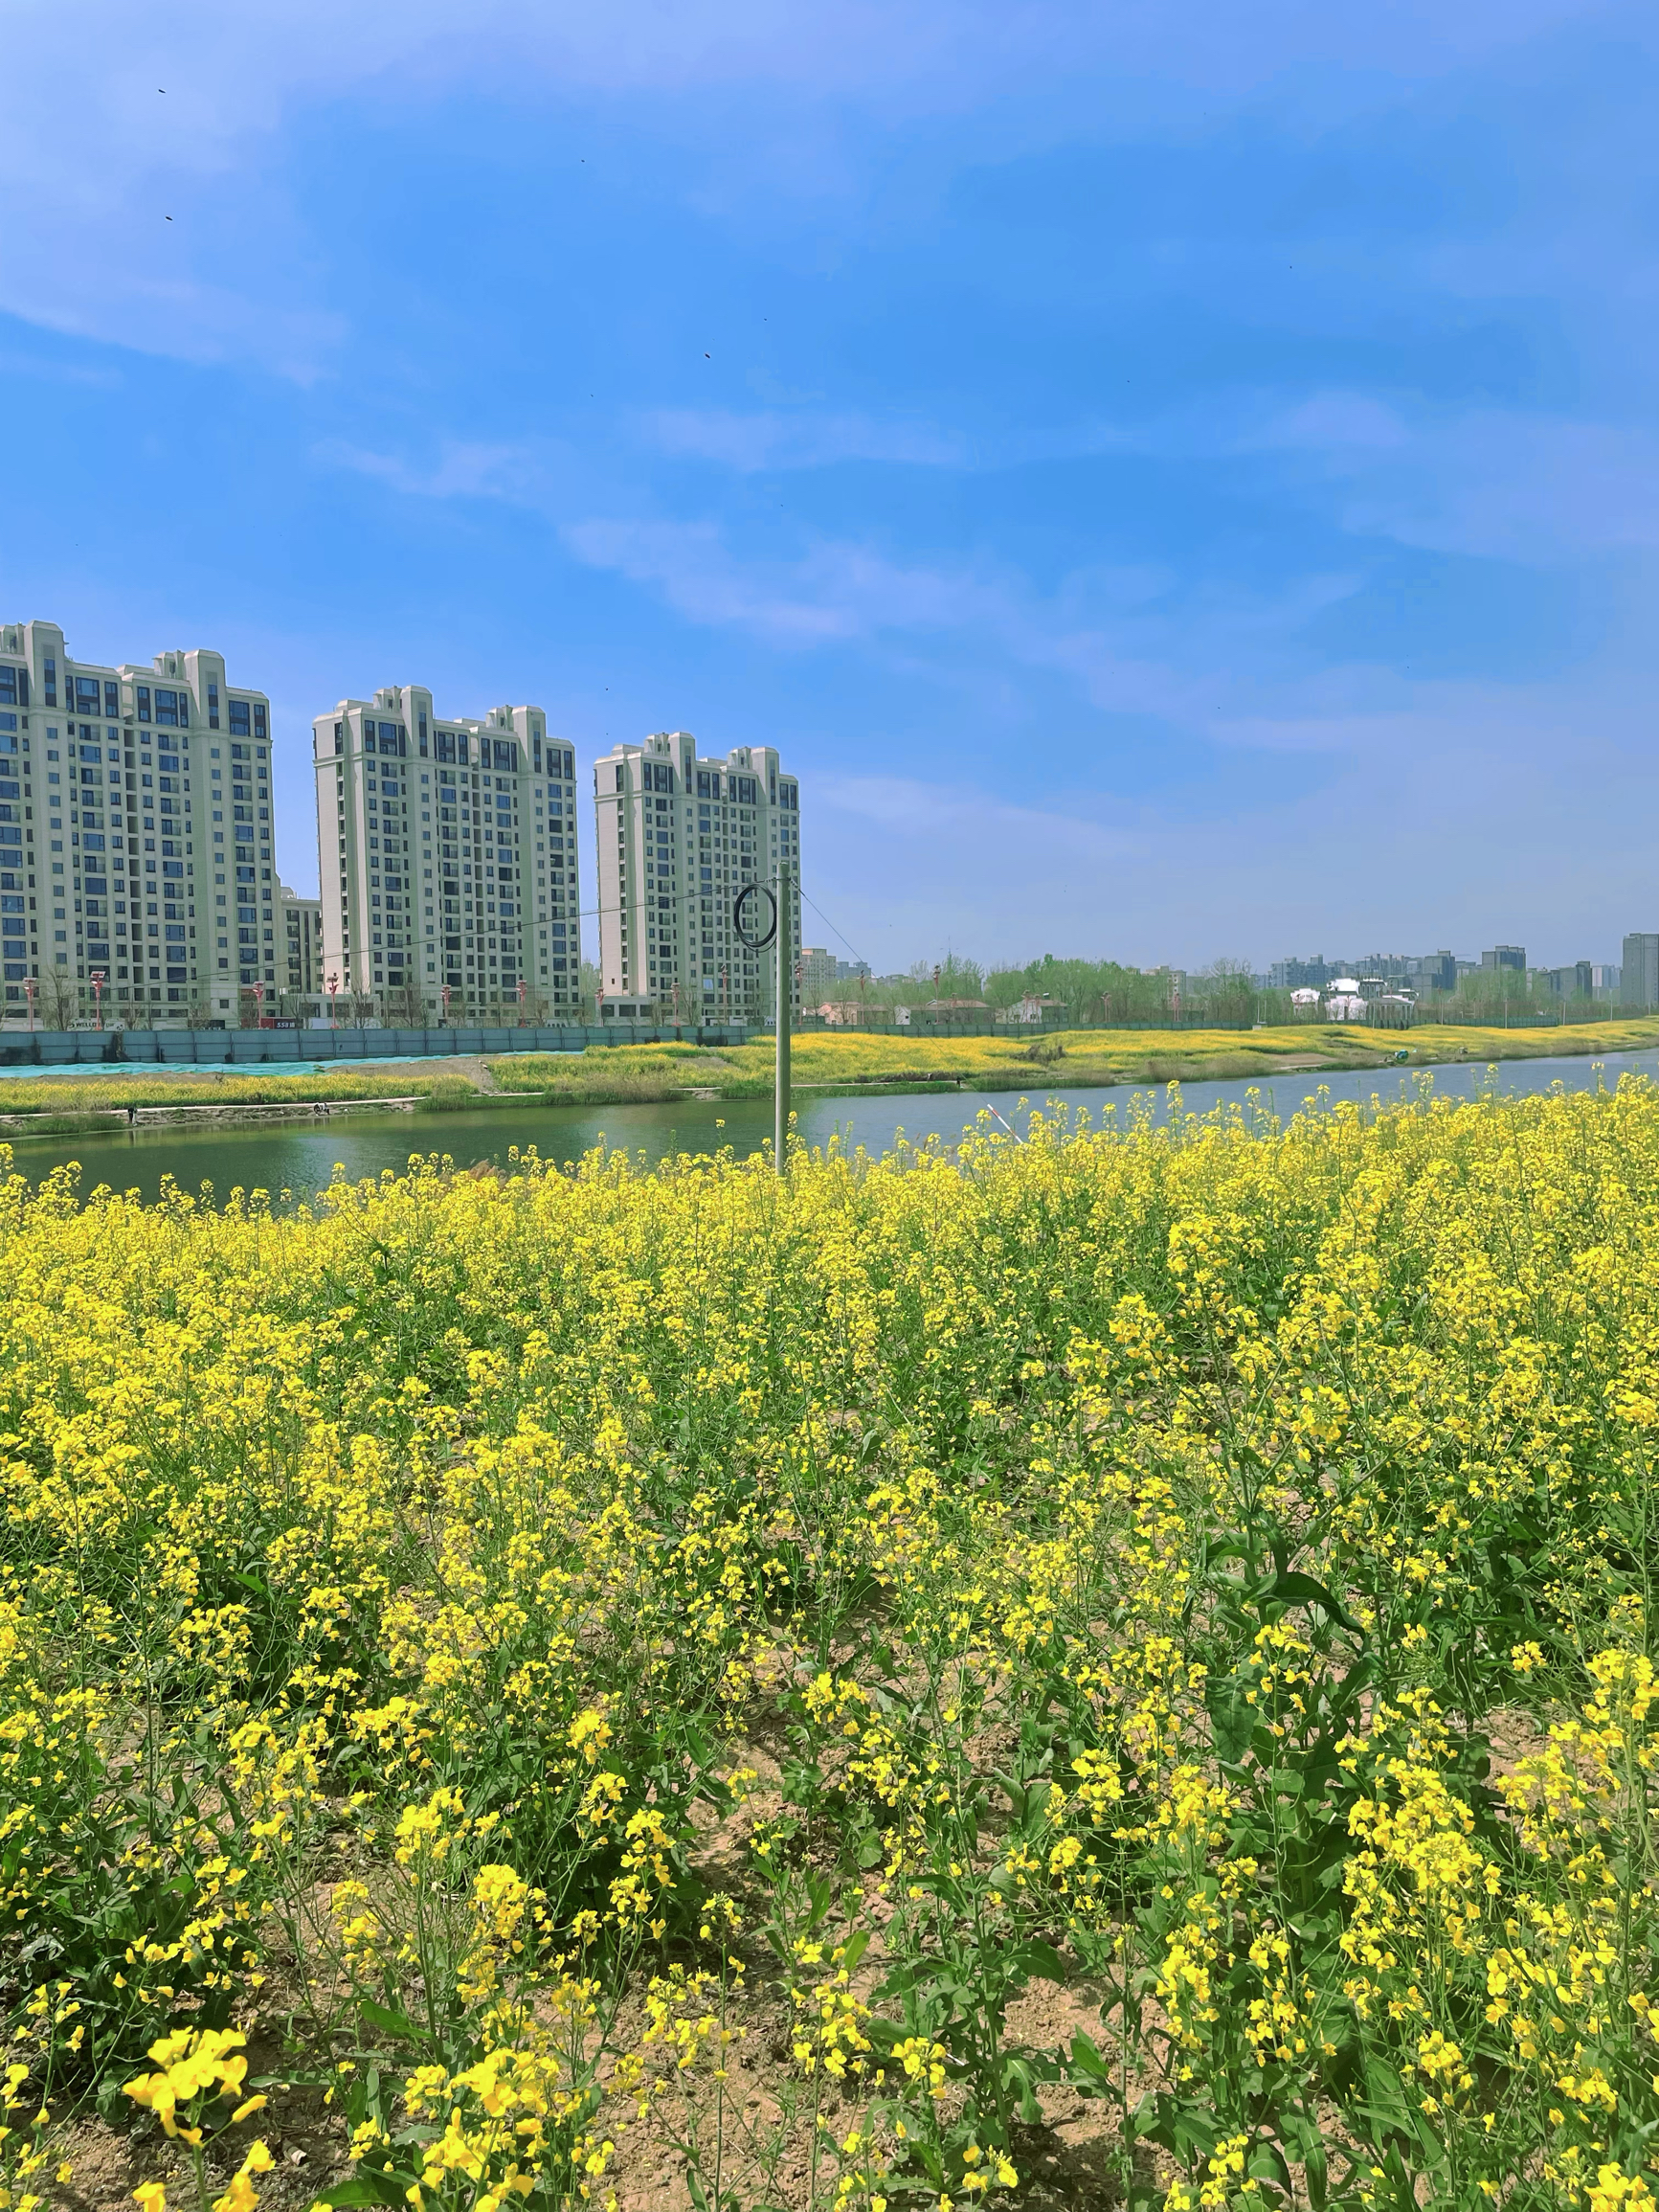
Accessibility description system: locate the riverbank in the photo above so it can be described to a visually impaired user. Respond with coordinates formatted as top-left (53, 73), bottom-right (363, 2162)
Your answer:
top-left (4, 1046), bottom-right (1657, 1209)
top-left (484, 1016), bottom-right (1659, 1104)
top-left (0, 1062), bottom-right (497, 1132)
top-left (0, 1017), bottom-right (1654, 1128)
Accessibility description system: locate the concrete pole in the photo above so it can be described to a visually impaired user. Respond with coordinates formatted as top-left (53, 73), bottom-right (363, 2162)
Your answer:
top-left (774, 862), bottom-right (790, 1175)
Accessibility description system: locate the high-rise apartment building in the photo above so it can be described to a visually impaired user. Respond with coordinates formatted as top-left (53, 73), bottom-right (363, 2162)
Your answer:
top-left (799, 945), bottom-right (838, 1004)
top-left (280, 883), bottom-right (323, 1004)
top-left (1622, 934), bottom-right (1659, 1008)
top-left (0, 619), bottom-right (278, 1024)
top-left (1268, 956), bottom-right (1333, 991)
top-left (1543, 960), bottom-right (1595, 999)
top-left (593, 732), bottom-right (801, 1023)
top-left (312, 685), bottom-right (580, 1018)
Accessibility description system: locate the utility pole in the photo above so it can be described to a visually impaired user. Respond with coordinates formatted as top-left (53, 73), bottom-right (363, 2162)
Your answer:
top-left (774, 852), bottom-right (790, 1176)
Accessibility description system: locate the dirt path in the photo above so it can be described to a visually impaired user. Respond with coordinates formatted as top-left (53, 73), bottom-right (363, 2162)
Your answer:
top-left (442, 1054), bottom-right (499, 1092)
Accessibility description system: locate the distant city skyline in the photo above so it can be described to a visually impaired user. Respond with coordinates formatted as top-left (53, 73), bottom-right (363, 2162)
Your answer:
top-left (8, 611), bottom-right (1646, 1028)
top-left (2, 1), bottom-right (1652, 967)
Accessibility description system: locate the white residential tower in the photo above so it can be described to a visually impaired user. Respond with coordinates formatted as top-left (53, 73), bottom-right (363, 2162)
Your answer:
top-left (312, 686), bottom-right (580, 1018)
top-left (593, 732), bottom-right (801, 1024)
top-left (1, 618), bottom-right (279, 1024)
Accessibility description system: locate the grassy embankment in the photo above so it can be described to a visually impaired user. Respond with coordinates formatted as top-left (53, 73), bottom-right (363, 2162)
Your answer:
top-left (0, 1066), bottom-right (481, 1132)
top-left (486, 1013), bottom-right (1659, 1103)
top-left (2, 1014), bottom-right (1655, 1128)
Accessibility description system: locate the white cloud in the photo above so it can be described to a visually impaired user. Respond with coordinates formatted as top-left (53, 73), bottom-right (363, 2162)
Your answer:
top-left (635, 385), bottom-right (1659, 571)
top-left (0, 0), bottom-right (1625, 372)
top-left (315, 438), bottom-right (540, 501)
top-left (0, 350), bottom-right (123, 390)
top-left (799, 653), bottom-right (1659, 973)
top-left (561, 513), bottom-right (1371, 734)
top-left (819, 772), bottom-right (1144, 855)
top-left (644, 407), bottom-right (965, 470)
top-left (1249, 394), bottom-right (1659, 562)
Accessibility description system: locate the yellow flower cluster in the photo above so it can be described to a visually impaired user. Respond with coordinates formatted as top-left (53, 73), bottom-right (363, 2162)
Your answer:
top-left (2, 1080), bottom-right (1659, 2208)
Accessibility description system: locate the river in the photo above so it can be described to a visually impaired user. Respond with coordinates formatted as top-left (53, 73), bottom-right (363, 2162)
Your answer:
top-left (2, 1047), bottom-right (1657, 1208)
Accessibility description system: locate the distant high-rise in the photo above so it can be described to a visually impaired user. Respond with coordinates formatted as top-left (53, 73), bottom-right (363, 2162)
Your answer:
top-left (593, 732), bottom-right (801, 1023)
top-left (1269, 955), bottom-right (1332, 990)
top-left (1622, 935), bottom-right (1659, 1008)
top-left (280, 882), bottom-right (323, 1003)
top-left (1, 618), bottom-right (278, 1025)
top-left (1482, 944), bottom-right (1527, 972)
top-left (799, 946), bottom-right (839, 1004)
top-left (312, 687), bottom-right (580, 1018)
top-left (1412, 951), bottom-right (1458, 994)
top-left (1543, 961), bottom-right (1594, 999)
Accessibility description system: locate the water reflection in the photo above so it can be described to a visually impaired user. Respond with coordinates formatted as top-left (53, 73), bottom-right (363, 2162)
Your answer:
top-left (2, 1050), bottom-right (1656, 1208)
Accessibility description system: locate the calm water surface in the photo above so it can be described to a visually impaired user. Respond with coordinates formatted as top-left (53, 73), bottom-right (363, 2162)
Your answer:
top-left (4, 1048), bottom-right (1659, 1208)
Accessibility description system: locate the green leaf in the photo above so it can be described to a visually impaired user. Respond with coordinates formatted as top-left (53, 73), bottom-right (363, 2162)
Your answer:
top-left (1207, 1679), bottom-right (1256, 1766)
top-left (313, 2176), bottom-right (412, 2207)
top-left (1002, 2056), bottom-right (1045, 2126)
top-left (1069, 2031), bottom-right (1113, 2087)
top-left (1267, 1571), bottom-right (1363, 1636)
top-left (1010, 1939), bottom-right (1067, 1984)
top-left (1304, 2137), bottom-right (1329, 2212)
top-left (358, 1998), bottom-right (427, 2046)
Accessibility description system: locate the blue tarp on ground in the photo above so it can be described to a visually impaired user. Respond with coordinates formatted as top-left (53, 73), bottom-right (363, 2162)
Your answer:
top-left (0, 1023), bottom-right (754, 1069)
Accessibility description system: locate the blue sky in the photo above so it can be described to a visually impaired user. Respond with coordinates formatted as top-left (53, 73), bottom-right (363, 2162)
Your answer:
top-left (2, 0), bottom-right (1654, 973)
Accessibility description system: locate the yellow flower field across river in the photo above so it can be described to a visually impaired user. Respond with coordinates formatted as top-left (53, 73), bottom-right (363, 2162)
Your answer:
top-left (4, 1079), bottom-right (1659, 2212)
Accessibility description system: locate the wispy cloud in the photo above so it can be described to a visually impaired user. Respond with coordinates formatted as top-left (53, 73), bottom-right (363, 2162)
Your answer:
top-left (561, 514), bottom-right (1372, 734)
top-left (0, 349), bottom-right (122, 390)
top-left (1246, 395), bottom-right (1659, 563)
top-left (315, 439), bottom-right (541, 502)
top-left (801, 651), bottom-right (1659, 972)
top-left (818, 772), bottom-right (1145, 855)
top-left (562, 519), bottom-right (1009, 643)
top-left (636, 387), bottom-right (1659, 568)
top-left (644, 407), bottom-right (965, 470)
top-left (0, 0), bottom-right (1624, 373)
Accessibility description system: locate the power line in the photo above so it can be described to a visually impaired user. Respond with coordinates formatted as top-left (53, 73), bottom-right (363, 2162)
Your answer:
top-left (797, 883), bottom-right (874, 975)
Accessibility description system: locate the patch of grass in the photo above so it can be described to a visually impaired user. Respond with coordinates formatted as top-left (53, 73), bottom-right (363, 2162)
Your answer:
top-left (0, 1068), bottom-right (451, 1115)
top-left (413, 1075), bottom-right (481, 1113)
top-left (488, 1047), bottom-right (719, 1104)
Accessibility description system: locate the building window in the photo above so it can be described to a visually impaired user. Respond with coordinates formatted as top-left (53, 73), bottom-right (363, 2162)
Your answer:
top-left (229, 699), bottom-right (250, 735)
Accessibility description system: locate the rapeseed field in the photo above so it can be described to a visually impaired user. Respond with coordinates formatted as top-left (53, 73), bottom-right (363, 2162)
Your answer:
top-left (0, 1071), bottom-right (450, 1118)
top-left (490, 1018), bottom-right (1659, 1105)
top-left (4, 1080), bottom-right (1659, 2212)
